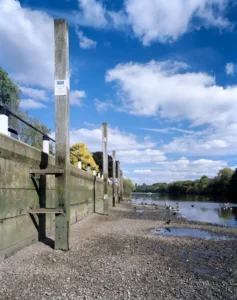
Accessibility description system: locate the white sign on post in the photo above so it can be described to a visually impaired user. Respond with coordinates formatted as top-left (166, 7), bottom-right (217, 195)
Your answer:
top-left (55, 80), bottom-right (67, 96)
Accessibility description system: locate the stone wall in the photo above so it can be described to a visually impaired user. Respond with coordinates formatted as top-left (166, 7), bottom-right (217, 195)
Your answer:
top-left (0, 133), bottom-right (116, 261)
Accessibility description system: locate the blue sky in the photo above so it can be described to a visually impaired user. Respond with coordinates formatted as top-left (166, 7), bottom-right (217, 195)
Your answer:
top-left (1, 0), bottom-right (237, 184)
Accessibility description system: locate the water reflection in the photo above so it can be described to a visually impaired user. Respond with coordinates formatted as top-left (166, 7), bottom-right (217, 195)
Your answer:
top-left (151, 227), bottom-right (236, 240)
top-left (133, 193), bottom-right (237, 227)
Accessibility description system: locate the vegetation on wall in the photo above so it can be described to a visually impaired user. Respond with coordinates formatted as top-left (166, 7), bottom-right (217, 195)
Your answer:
top-left (70, 143), bottom-right (99, 172)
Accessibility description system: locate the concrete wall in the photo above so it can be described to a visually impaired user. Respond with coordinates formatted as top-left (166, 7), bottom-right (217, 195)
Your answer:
top-left (0, 133), bottom-right (116, 261)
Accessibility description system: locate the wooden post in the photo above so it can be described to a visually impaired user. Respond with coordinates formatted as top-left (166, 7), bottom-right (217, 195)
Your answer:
top-left (102, 122), bottom-right (108, 215)
top-left (117, 161), bottom-right (121, 203)
top-left (112, 150), bottom-right (116, 207)
top-left (54, 19), bottom-right (70, 250)
top-left (120, 170), bottom-right (124, 202)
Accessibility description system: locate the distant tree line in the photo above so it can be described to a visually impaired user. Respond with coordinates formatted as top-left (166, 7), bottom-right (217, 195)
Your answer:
top-left (134, 168), bottom-right (237, 201)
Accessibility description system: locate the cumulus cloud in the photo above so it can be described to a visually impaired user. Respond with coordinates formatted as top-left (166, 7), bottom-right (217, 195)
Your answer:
top-left (70, 90), bottom-right (86, 106)
top-left (225, 62), bottom-right (237, 75)
top-left (74, 0), bottom-right (232, 45)
top-left (117, 149), bottom-right (166, 164)
top-left (163, 123), bottom-right (237, 156)
top-left (76, 0), bottom-right (107, 28)
top-left (0, 0), bottom-right (54, 88)
top-left (20, 86), bottom-right (49, 101)
top-left (106, 60), bottom-right (237, 127)
top-left (131, 158), bottom-right (228, 183)
top-left (20, 99), bottom-right (47, 109)
top-left (75, 27), bottom-right (97, 49)
top-left (94, 99), bottom-right (115, 112)
top-left (125, 0), bottom-right (232, 45)
top-left (70, 126), bottom-right (156, 151)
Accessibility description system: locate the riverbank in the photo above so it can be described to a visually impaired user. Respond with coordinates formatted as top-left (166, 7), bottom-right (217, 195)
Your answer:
top-left (0, 203), bottom-right (236, 299)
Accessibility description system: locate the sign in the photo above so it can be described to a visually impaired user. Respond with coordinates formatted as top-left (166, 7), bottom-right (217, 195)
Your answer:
top-left (55, 80), bottom-right (67, 96)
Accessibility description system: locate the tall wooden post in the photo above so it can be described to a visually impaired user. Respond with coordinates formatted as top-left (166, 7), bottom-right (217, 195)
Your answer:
top-left (120, 170), bottom-right (124, 202)
top-left (102, 123), bottom-right (108, 215)
top-left (117, 161), bottom-right (121, 203)
top-left (54, 19), bottom-right (70, 250)
top-left (112, 150), bottom-right (116, 207)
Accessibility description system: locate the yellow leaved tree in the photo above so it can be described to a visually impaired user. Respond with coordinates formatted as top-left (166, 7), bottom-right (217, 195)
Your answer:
top-left (70, 143), bottom-right (99, 173)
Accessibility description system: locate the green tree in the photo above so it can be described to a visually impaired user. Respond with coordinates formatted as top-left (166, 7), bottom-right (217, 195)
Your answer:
top-left (228, 168), bottom-right (237, 198)
top-left (0, 66), bottom-right (52, 150)
top-left (213, 168), bottom-right (234, 194)
top-left (123, 178), bottom-right (135, 197)
top-left (70, 143), bottom-right (99, 172)
top-left (92, 151), bottom-right (117, 177)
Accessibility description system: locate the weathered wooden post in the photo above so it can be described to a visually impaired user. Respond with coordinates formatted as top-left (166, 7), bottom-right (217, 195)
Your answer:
top-left (120, 170), bottom-right (124, 202)
top-left (54, 19), bottom-right (70, 250)
top-left (112, 150), bottom-right (116, 207)
top-left (117, 161), bottom-right (121, 203)
top-left (102, 122), bottom-right (108, 215)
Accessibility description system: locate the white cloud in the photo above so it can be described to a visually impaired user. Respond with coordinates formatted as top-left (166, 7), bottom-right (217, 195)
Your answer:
top-left (125, 0), bottom-right (232, 45)
top-left (76, 0), bottom-right (107, 28)
top-left (131, 158), bottom-right (228, 184)
top-left (134, 169), bottom-right (152, 174)
top-left (225, 62), bottom-right (237, 75)
top-left (0, 0), bottom-right (54, 88)
top-left (141, 127), bottom-right (195, 134)
top-left (106, 60), bottom-right (237, 127)
top-left (20, 99), bottom-right (47, 109)
top-left (70, 126), bottom-right (156, 151)
top-left (75, 28), bottom-right (97, 49)
top-left (94, 99), bottom-right (115, 112)
top-left (163, 123), bottom-right (237, 156)
top-left (20, 86), bottom-right (49, 101)
top-left (157, 157), bottom-right (227, 174)
top-left (117, 149), bottom-right (166, 164)
top-left (70, 90), bottom-right (86, 106)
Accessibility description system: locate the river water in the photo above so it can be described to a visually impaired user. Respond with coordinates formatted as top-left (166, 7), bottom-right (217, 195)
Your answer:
top-left (132, 193), bottom-right (237, 227)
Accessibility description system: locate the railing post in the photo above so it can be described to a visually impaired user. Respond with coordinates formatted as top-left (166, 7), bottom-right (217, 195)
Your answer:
top-left (87, 163), bottom-right (91, 174)
top-left (112, 150), bottom-right (116, 207)
top-left (93, 170), bottom-right (96, 176)
top-left (0, 107), bottom-right (9, 135)
top-left (102, 122), bottom-right (108, 215)
top-left (78, 158), bottom-right (82, 169)
top-left (98, 172), bottom-right (100, 178)
top-left (54, 19), bottom-right (70, 251)
top-left (43, 135), bottom-right (50, 154)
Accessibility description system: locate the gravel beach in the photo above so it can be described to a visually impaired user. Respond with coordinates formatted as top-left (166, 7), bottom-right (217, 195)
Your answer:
top-left (0, 202), bottom-right (237, 300)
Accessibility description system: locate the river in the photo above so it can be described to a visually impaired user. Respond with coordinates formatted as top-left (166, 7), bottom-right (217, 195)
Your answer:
top-left (132, 193), bottom-right (237, 227)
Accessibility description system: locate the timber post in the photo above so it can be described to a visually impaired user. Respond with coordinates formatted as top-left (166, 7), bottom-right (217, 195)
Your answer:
top-left (112, 150), bottom-right (116, 207)
top-left (102, 122), bottom-right (108, 215)
top-left (120, 170), bottom-right (124, 202)
top-left (117, 161), bottom-right (121, 203)
top-left (54, 19), bottom-right (70, 250)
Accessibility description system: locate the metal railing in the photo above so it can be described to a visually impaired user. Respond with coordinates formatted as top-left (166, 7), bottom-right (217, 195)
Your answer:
top-left (0, 105), bottom-right (100, 176)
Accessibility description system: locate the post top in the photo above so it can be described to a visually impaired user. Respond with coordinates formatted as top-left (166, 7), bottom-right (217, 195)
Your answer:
top-left (43, 135), bottom-right (50, 141)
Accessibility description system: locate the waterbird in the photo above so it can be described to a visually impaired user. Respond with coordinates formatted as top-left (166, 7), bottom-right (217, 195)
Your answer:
top-left (173, 212), bottom-right (176, 216)
top-left (164, 220), bottom-right (171, 225)
top-left (191, 205), bottom-right (195, 208)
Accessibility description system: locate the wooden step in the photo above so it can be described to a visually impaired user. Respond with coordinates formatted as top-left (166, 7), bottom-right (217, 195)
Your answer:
top-left (30, 169), bottom-right (64, 176)
top-left (29, 208), bottom-right (64, 214)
